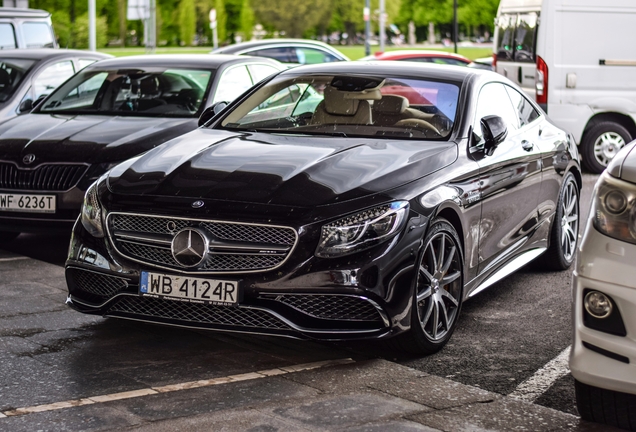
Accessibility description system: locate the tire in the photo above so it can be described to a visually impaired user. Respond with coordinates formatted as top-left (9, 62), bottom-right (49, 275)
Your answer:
top-left (575, 380), bottom-right (636, 430)
top-left (540, 172), bottom-right (579, 271)
top-left (390, 217), bottom-right (464, 355)
top-left (0, 231), bottom-right (20, 243)
top-left (581, 122), bottom-right (632, 174)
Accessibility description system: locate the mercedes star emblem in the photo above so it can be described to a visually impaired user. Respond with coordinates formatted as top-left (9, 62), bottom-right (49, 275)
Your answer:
top-left (171, 228), bottom-right (209, 267)
top-left (192, 200), bottom-right (205, 208)
top-left (22, 154), bottom-right (36, 165)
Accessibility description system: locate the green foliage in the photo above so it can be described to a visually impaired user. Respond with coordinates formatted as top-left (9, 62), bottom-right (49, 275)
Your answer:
top-left (253, 0), bottom-right (330, 38)
top-left (178, 0), bottom-right (197, 45)
top-left (239, 0), bottom-right (254, 40)
top-left (215, 0), bottom-right (227, 42)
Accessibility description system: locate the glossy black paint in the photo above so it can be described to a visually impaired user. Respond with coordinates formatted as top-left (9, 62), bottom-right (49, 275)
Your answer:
top-left (0, 54), bottom-right (282, 234)
top-left (65, 62), bottom-right (581, 341)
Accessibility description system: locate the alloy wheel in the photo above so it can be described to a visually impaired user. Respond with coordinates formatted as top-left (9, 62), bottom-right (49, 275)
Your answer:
top-left (560, 179), bottom-right (579, 262)
top-left (593, 132), bottom-right (625, 167)
top-left (416, 231), bottom-right (462, 341)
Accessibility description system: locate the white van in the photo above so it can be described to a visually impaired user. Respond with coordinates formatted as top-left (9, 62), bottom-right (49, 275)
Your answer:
top-left (494, 0), bottom-right (636, 173)
top-left (0, 8), bottom-right (57, 50)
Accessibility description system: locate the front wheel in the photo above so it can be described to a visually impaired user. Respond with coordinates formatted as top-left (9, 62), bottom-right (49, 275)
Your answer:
top-left (391, 217), bottom-right (464, 355)
top-left (541, 172), bottom-right (579, 271)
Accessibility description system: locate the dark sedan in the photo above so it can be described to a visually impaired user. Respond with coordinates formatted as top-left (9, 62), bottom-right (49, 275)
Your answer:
top-left (0, 49), bottom-right (111, 123)
top-left (0, 54), bottom-right (283, 240)
top-left (65, 62), bottom-right (582, 354)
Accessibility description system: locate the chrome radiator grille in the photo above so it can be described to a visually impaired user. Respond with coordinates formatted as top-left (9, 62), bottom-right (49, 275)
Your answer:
top-left (108, 213), bottom-right (297, 273)
top-left (272, 294), bottom-right (383, 322)
top-left (108, 296), bottom-right (291, 330)
top-left (0, 162), bottom-right (88, 191)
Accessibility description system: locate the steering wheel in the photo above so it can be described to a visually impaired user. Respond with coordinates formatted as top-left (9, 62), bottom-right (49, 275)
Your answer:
top-left (395, 118), bottom-right (441, 136)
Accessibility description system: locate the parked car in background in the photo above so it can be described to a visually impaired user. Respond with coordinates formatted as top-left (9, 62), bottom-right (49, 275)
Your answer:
top-left (211, 39), bottom-right (349, 66)
top-left (0, 7), bottom-right (57, 49)
top-left (570, 141), bottom-right (636, 431)
top-left (0, 54), bottom-right (284, 241)
top-left (468, 56), bottom-right (494, 71)
top-left (65, 62), bottom-right (581, 355)
top-left (494, 0), bottom-right (636, 173)
top-left (359, 50), bottom-right (471, 66)
top-left (0, 49), bottom-right (111, 124)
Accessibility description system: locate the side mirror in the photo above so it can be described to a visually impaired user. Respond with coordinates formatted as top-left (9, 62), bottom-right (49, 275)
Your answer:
top-left (19, 98), bottom-right (33, 113)
top-left (480, 115), bottom-right (507, 156)
top-left (198, 101), bottom-right (228, 127)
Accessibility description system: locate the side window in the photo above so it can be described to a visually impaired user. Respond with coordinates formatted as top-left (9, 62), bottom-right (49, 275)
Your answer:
top-left (504, 85), bottom-right (540, 128)
top-left (514, 13), bottom-right (538, 62)
top-left (32, 60), bottom-right (75, 100)
top-left (495, 13), bottom-right (516, 61)
top-left (250, 48), bottom-right (296, 64)
top-left (248, 64), bottom-right (280, 84)
top-left (77, 59), bottom-right (98, 71)
top-left (295, 47), bottom-right (339, 64)
top-left (0, 23), bottom-right (16, 49)
top-left (473, 83), bottom-right (519, 144)
top-left (213, 65), bottom-right (253, 103)
top-left (23, 22), bottom-right (55, 48)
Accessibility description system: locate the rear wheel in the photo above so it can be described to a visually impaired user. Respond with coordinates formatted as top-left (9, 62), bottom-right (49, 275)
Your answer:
top-left (391, 217), bottom-right (463, 355)
top-left (541, 172), bottom-right (579, 271)
top-left (581, 122), bottom-right (631, 173)
top-left (575, 380), bottom-right (636, 430)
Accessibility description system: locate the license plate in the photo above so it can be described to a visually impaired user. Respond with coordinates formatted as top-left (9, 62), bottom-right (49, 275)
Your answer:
top-left (0, 193), bottom-right (56, 213)
top-left (139, 271), bottom-right (239, 306)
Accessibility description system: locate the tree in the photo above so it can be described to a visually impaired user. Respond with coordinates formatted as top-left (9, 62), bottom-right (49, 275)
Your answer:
top-left (178, 0), bottom-right (196, 45)
top-left (253, 0), bottom-right (330, 38)
top-left (239, 0), bottom-right (254, 40)
top-left (215, 0), bottom-right (227, 42)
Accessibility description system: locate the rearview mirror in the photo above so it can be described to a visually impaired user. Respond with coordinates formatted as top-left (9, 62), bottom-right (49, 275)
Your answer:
top-left (480, 115), bottom-right (507, 156)
top-left (198, 101), bottom-right (228, 127)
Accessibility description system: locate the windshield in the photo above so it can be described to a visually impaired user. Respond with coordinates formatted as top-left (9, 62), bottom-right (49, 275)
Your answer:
top-left (0, 58), bottom-right (36, 103)
top-left (496, 12), bottom-right (539, 63)
top-left (39, 68), bottom-right (214, 117)
top-left (220, 74), bottom-right (460, 140)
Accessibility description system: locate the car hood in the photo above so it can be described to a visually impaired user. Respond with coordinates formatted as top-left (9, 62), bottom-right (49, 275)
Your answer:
top-left (107, 128), bottom-right (458, 207)
top-left (0, 113), bottom-right (196, 165)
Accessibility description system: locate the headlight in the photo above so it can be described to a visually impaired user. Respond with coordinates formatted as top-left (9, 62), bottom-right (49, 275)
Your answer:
top-left (592, 172), bottom-right (636, 244)
top-left (315, 201), bottom-right (408, 258)
top-left (81, 180), bottom-right (105, 238)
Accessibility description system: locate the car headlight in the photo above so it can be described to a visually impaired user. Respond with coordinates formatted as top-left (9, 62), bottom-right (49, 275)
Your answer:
top-left (315, 201), bottom-right (408, 258)
top-left (592, 172), bottom-right (636, 244)
top-left (81, 179), bottom-right (105, 238)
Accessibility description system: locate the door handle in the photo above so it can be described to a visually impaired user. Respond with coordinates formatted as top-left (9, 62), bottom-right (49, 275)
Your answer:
top-left (521, 140), bottom-right (534, 151)
top-left (518, 66), bottom-right (523, 83)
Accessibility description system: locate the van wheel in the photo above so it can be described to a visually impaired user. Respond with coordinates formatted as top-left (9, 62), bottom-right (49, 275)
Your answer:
top-left (575, 380), bottom-right (636, 430)
top-left (581, 122), bottom-right (631, 173)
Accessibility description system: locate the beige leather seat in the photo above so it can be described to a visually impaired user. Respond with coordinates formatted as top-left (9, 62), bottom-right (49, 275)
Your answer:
top-left (310, 86), bottom-right (372, 125)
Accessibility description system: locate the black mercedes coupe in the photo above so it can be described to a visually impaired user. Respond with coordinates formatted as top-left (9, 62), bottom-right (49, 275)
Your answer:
top-left (0, 54), bottom-right (283, 240)
top-left (65, 62), bottom-right (581, 354)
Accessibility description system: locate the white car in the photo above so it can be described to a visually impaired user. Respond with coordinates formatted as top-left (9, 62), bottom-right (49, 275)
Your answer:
top-left (570, 141), bottom-right (636, 429)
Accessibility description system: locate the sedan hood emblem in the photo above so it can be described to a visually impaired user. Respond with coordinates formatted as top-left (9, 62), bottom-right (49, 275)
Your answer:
top-left (22, 154), bottom-right (36, 165)
top-left (171, 228), bottom-right (209, 267)
top-left (192, 200), bottom-right (205, 208)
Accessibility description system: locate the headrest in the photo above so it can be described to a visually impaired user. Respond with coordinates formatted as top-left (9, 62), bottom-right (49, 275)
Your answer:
top-left (323, 85), bottom-right (359, 116)
top-left (0, 68), bottom-right (11, 88)
top-left (374, 95), bottom-right (408, 114)
top-left (140, 77), bottom-right (159, 96)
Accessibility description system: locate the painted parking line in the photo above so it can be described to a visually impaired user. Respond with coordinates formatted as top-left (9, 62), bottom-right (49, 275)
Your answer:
top-left (0, 256), bottom-right (29, 262)
top-left (509, 345), bottom-right (571, 402)
top-left (1, 358), bottom-right (355, 418)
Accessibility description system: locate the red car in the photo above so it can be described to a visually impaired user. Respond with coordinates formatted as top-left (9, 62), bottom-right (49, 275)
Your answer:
top-left (359, 50), bottom-right (472, 66)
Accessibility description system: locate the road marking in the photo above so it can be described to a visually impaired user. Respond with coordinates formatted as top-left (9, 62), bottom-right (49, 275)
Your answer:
top-left (1, 358), bottom-right (355, 418)
top-left (509, 345), bottom-right (571, 402)
top-left (0, 256), bottom-right (29, 262)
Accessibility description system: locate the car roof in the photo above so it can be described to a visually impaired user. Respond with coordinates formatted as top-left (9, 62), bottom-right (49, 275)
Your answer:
top-left (0, 48), bottom-right (110, 61)
top-left (373, 50), bottom-right (471, 61)
top-left (279, 60), bottom-right (481, 82)
top-left (214, 39), bottom-right (339, 53)
top-left (84, 54), bottom-right (281, 70)
top-left (0, 7), bottom-right (50, 18)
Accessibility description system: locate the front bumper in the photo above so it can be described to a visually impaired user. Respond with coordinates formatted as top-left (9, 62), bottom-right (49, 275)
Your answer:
top-left (570, 226), bottom-right (636, 395)
top-left (65, 213), bottom-right (424, 341)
